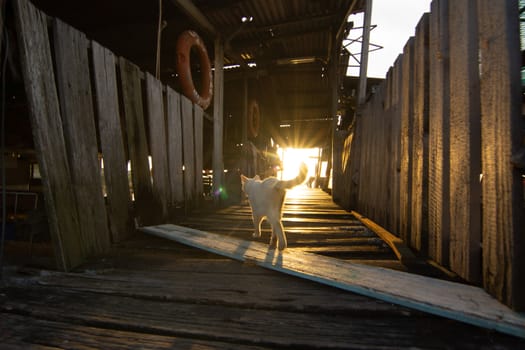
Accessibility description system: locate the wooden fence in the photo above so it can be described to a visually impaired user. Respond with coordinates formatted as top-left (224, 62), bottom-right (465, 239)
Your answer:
top-left (336, 0), bottom-right (525, 310)
top-left (14, 0), bottom-right (205, 271)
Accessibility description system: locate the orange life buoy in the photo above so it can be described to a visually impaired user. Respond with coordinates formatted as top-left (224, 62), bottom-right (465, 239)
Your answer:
top-left (176, 30), bottom-right (213, 109)
top-left (247, 100), bottom-right (260, 139)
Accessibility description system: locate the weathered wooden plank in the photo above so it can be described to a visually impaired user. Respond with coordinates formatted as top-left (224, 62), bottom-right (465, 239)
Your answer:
top-left (13, 0), bottom-right (83, 271)
top-left (478, 0), bottom-right (525, 311)
top-left (399, 37), bottom-right (415, 244)
top-left (33, 266), bottom-right (401, 315)
top-left (352, 211), bottom-right (417, 265)
top-left (91, 41), bottom-right (133, 243)
top-left (145, 73), bottom-right (170, 220)
top-left (448, 0), bottom-right (481, 284)
top-left (181, 95), bottom-right (195, 204)
top-left (53, 19), bottom-right (111, 255)
top-left (428, 0), bottom-right (450, 267)
top-left (389, 55), bottom-right (403, 236)
top-left (140, 224), bottom-right (525, 339)
top-left (213, 37), bottom-right (225, 199)
top-left (6, 283), bottom-right (524, 348)
top-left (194, 104), bottom-right (204, 198)
top-left (1, 313), bottom-right (270, 350)
top-left (410, 14), bottom-right (429, 254)
top-left (166, 87), bottom-right (184, 208)
top-left (119, 57), bottom-right (157, 225)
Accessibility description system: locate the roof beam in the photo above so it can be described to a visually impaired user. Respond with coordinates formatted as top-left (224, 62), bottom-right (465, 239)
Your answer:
top-left (168, 0), bottom-right (217, 37)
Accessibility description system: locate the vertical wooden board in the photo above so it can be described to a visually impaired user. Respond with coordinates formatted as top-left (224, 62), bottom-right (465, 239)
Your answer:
top-left (348, 117), bottom-right (362, 208)
top-left (13, 0), bottom-right (83, 271)
top-left (478, 0), bottom-right (525, 310)
top-left (194, 105), bottom-right (204, 198)
top-left (145, 73), bottom-right (170, 220)
top-left (91, 41), bottom-right (133, 242)
top-left (399, 38), bottom-right (415, 244)
top-left (119, 57), bottom-right (157, 225)
top-left (428, 0), bottom-right (450, 266)
top-left (448, 0), bottom-right (481, 284)
top-left (53, 19), bottom-right (111, 255)
top-left (213, 38), bottom-right (225, 198)
top-left (410, 14), bottom-right (430, 254)
top-left (389, 55), bottom-right (403, 235)
top-left (166, 87), bottom-right (184, 207)
top-left (181, 95), bottom-right (195, 204)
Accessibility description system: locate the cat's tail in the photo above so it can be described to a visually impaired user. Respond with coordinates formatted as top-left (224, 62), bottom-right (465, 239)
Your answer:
top-left (277, 162), bottom-right (308, 190)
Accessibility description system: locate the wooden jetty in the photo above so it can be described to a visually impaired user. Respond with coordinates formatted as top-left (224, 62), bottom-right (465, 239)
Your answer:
top-left (2, 187), bottom-right (524, 349)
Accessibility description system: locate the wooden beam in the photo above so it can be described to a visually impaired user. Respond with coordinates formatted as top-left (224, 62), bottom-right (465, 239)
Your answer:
top-left (140, 224), bottom-right (525, 339)
top-left (213, 37), bottom-right (224, 200)
top-left (168, 0), bottom-right (217, 37)
top-left (351, 211), bottom-right (417, 265)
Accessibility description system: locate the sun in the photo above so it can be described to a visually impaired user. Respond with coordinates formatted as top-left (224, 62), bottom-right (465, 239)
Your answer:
top-left (276, 147), bottom-right (319, 183)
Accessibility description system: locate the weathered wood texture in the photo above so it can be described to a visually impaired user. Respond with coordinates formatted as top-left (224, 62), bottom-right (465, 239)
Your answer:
top-left (410, 14), bottom-right (429, 254)
top-left (3, 240), bottom-right (524, 349)
top-left (53, 19), bottom-right (111, 255)
top-left (12, 0), bottom-right (207, 269)
top-left (119, 58), bottom-right (157, 226)
top-left (181, 95), bottom-right (196, 205)
top-left (448, 0), bottom-right (482, 284)
top-left (91, 41), bottom-right (133, 242)
top-left (194, 105), bottom-right (204, 198)
top-left (140, 222), bottom-right (525, 339)
top-left (398, 37), bottom-right (414, 245)
top-left (13, 0), bottom-right (84, 271)
top-left (145, 73), bottom-right (170, 221)
top-left (166, 87), bottom-right (185, 207)
top-left (336, 0), bottom-right (524, 309)
top-left (428, 0), bottom-right (450, 267)
top-left (4, 187), bottom-right (524, 348)
top-left (478, 0), bottom-right (525, 310)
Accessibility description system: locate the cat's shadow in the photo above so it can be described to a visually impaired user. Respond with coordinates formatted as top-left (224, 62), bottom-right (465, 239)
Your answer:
top-left (264, 246), bottom-right (283, 268)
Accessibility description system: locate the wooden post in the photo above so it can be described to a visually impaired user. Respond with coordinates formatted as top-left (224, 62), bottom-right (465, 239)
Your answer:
top-left (91, 42), bottom-right (133, 242)
top-left (448, 0), bottom-right (481, 284)
top-left (181, 95), bottom-right (195, 205)
top-left (13, 0), bottom-right (83, 270)
top-left (166, 87), bottom-right (184, 207)
top-left (194, 104), bottom-right (204, 199)
top-left (410, 14), bottom-right (430, 254)
top-left (428, 0), bottom-right (450, 266)
top-left (399, 38), bottom-right (415, 245)
top-left (478, 0), bottom-right (525, 310)
top-left (119, 57), bottom-right (157, 226)
top-left (145, 73), bottom-right (170, 221)
top-left (52, 19), bottom-right (111, 255)
top-left (213, 37), bottom-right (224, 200)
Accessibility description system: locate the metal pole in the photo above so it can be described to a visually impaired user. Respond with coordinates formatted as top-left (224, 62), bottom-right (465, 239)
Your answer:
top-left (357, 0), bottom-right (373, 105)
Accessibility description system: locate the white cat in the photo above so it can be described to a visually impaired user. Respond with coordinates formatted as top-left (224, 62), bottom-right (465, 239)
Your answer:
top-left (240, 163), bottom-right (308, 250)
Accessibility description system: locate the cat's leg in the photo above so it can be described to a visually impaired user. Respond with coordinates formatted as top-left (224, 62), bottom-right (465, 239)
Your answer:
top-left (252, 214), bottom-right (263, 238)
top-left (268, 217), bottom-right (287, 250)
top-left (268, 231), bottom-right (277, 248)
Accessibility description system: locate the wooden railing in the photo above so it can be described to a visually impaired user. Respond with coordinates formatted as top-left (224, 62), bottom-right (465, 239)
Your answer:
top-left (14, 0), bottom-right (205, 270)
top-left (335, 0), bottom-right (525, 310)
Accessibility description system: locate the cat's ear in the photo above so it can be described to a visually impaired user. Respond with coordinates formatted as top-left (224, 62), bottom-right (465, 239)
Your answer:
top-left (240, 174), bottom-right (248, 184)
top-left (254, 175), bottom-right (260, 180)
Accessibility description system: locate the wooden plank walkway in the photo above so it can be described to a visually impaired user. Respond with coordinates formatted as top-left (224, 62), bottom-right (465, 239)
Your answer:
top-left (141, 188), bottom-right (525, 339)
top-left (2, 188), bottom-right (525, 348)
top-left (177, 188), bottom-right (417, 272)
